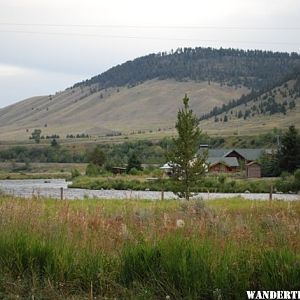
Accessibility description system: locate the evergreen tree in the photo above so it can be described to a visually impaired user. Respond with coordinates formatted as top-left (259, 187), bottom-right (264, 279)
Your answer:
top-left (126, 153), bottom-right (142, 173)
top-left (50, 138), bottom-right (59, 148)
top-left (30, 129), bottom-right (42, 144)
top-left (278, 125), bottom-right (300, 173)
top-left (89, 146), bottom-right (106, 166)
top-left (260, 151), bottom-right (280, 177)
top-left (289, 100), bottom-right (296, 110)
top-left (167, 94), bottom-right (207, 200)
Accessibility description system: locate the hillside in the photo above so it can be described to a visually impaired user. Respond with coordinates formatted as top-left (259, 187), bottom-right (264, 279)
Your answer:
top-left (0, 79), bottom-right (248, 140)
top-left (199, 72), bottom-right (300, 135)
top-left (1, 47), bottom-right (300, 141)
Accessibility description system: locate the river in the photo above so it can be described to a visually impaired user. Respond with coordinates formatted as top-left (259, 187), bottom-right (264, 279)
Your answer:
top-left (0, 179), bottom-right (299, 201)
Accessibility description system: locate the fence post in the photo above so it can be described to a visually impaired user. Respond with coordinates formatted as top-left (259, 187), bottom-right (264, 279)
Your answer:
top-left (161, 189), bottom-right (164, 201)
top-left (60, 187), bottom-right (64, 200)
top-left (269, 185), bottom-right (273, 201)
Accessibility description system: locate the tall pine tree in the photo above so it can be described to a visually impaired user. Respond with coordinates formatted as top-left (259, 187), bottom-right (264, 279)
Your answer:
top-left (278, 125), bottom-right (300, 173)
top-left (167, 94), bottom-right (207, 200)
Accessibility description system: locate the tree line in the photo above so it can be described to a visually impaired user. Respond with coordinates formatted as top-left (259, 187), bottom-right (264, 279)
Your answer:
top-left (73, 47), bottom-right (300, 92)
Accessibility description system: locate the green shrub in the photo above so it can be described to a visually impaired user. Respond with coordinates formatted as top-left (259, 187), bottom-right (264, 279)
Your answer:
top-left (275, 178), bottom-right (294, 193)
top-left (280, 171), bottom-right (290, 180)
top-left (128, 168), bottom-right (138, 175)
top-left (218, 174), bottom-right (227, 184)
top-left (294, 169), bottom-right (300, 191)
top-left (86, 163), bottom-right (103, 176)
top-left (71, 168), bottom-right (81, 178)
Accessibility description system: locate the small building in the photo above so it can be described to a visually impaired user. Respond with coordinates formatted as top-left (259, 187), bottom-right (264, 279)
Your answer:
top-left (160, 163), bottom-right (174, 176)
top-left (246, 161), bottom-right (261, 178)
top-left (207, 157), bottom-right (239, 173)
top-left (112, 167), bottom-right (126, 175)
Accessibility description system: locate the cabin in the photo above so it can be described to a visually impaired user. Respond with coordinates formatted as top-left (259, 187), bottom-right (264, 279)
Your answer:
top-left (198, 147), bottom-right (267, 174)
top-left (198, 148), bottom-right (265, 164)
top-left (207, 157), bottom-right (239, 173)
top-left (246, 161), bottom-right (261, 178)
top-left (112, 167), bottom-right (126, 175)
top-left (161, 148), bottom-right (265, 176)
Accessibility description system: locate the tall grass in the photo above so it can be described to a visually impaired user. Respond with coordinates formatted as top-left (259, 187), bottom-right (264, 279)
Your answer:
top-left (121, 237), bottom-right (300, 299)
top-left (0, 196), bottom-right (300, 298)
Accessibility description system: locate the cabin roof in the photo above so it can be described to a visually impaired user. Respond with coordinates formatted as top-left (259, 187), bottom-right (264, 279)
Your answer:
top-left (198, 148), bottom-right (266, 161)
top-left (207, 157), bottom-right (239, 167)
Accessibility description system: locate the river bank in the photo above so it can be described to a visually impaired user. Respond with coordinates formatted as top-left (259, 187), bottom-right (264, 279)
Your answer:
top-left (0, 179), bottom-right (299, 201)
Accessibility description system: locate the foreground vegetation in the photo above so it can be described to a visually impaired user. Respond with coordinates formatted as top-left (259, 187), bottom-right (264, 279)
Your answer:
top-left (0, 196), bottom-right (300, 299)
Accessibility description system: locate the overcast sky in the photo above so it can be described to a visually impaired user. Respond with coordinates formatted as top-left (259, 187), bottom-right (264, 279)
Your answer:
top-left (0, 0), bottom-right (300, 108)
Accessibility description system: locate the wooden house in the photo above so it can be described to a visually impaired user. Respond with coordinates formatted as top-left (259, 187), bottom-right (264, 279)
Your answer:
top-left (246, 161), bottom-right (261, 178)
top-left (207, 157), bottom-right (239, 173)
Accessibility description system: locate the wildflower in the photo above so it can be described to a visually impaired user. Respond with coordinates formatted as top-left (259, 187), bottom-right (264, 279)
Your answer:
top-left (121, 223), bottom-right (130, 239)
top-left (163, 213), bottom-right (169, 227)
top-left (176, 219), bottom-right (185, 228)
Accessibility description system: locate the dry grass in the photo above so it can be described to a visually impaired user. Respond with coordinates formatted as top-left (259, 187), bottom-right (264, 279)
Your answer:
top-left (1, 196), bottom-right (300, 254)
top-left (0, 79), bottom-right (247, 140)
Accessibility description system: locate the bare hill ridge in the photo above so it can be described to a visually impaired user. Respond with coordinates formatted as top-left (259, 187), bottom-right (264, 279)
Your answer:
top-left (0, 79), bottom-right (248, 140)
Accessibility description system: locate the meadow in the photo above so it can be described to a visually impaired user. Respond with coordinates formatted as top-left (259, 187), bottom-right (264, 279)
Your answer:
top-left (0, 196), bottom-right (299, 299)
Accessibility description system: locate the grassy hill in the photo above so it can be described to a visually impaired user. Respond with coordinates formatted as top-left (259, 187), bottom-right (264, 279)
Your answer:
top-left (1, 47), bottom-right (300, 141)
top-left (0, 79), bottom-right (248, 140)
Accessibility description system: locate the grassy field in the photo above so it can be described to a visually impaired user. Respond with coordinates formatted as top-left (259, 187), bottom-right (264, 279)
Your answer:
top-left (0, 196), bottom-right (299, 299)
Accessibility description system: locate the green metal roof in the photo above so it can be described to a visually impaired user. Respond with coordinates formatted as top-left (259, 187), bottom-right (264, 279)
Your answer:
top-left (198, 148), bottom-right (265, 161)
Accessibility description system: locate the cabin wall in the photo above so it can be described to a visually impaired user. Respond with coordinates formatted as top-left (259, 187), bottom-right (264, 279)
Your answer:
top-left (246, 165), bottom-right (261, 178)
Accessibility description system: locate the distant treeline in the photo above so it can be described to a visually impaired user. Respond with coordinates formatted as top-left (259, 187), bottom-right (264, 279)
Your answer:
top-left (74, 47), bottom-right (300, 92)
top-left (0, 146), bottom-right (86, 164)
top-left (66, 133), bottom-right (90, 139)
top-left (0, 133), bottom-right (283, 165)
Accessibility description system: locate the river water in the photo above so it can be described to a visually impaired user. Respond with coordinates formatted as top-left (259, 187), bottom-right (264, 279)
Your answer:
top-left (0, 179), bottom-right (299, 201)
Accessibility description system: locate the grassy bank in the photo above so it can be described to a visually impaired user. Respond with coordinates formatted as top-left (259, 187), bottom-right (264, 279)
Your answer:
top-left (0, 196), bottom-right (300, 299)
top-left (0, 172), bottom-right (71, 180)
top-left (70, 174), bottom-right (299, 193)
top-left (0, 162), bottom-right (87, 180)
